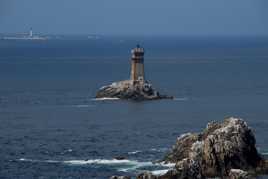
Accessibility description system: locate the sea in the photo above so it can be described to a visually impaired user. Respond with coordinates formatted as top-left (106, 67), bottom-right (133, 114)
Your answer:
top-left (0, 36), bottom-right (268, 178)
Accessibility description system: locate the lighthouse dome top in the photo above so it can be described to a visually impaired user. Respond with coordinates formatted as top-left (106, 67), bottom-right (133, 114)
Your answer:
top-left (131, 44), bottom-right (145, 54)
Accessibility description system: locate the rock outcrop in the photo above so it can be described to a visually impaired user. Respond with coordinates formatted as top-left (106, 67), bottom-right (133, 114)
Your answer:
top-left (137, 117), bottom-right (268, 179)
top-left (96, 80), bottom-right (173, 101)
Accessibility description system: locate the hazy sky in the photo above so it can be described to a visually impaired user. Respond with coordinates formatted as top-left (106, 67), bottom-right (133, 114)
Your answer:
top-left (0, 0), bottom-right (268, 36)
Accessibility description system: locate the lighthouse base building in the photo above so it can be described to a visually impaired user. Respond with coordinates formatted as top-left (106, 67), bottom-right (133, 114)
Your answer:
top-left (96, 45), bottom-right (173, 101)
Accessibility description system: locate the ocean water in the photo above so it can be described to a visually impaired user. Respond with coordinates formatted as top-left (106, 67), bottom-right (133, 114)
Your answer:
top-left (0, 36), bottom-right (268, 178)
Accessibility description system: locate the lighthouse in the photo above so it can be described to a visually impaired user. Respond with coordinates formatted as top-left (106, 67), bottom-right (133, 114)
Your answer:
top-left (130, 45), bottom-right (145, 83)
top-left (29, 28), bottom-right (33, 37)
top-left (96, 45), bottom-right (173, 100)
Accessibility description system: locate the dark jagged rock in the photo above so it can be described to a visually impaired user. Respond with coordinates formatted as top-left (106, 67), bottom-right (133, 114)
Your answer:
top-left (114, 156), bottom-right (126, 160)
top-left (137, 170), bottom-right (179, 179)
top-left (137, 172), bottom-right (157, 179)
top-left (96, 80), bottom-right (173, 101)
top-left (137, 117), bottom-right (268, 179)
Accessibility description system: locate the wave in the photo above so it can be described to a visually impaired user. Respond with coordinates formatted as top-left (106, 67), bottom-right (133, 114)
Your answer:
top-left (64, 159), bottom-right (175, 173)
top-left (150, 148), bottom-right (169, 152)
top-left (18, 158), bottom-right (58, 163)
top-left (91, 97), bottom-right (120, 101)
top-left (18, 158), bottom-right (175, 174)
top-left (127, 150), bottom-right (142, 155)
top-left (63, 159), bottom-right (139, 165)
top-left (127, 148), bottom-right (169, 156)
top-left (151, 169), bottom-right (169, 175)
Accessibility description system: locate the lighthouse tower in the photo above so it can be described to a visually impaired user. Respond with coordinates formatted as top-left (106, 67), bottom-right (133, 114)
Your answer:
top-left (130, 45), bottom-right (145, 83)
top-left (29, 28), bottom-right (33, 37)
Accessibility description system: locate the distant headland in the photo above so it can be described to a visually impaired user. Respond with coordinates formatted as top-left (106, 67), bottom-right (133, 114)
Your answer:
top-left (96, 45), bottom-right (173, 101)
top-left (2, 28), bottom-right (47, 41)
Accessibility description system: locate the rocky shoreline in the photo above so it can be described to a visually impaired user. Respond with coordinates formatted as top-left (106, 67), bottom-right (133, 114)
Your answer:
top-left (111, 118), bottom-right (268, 179)
top-left (96, 80), bottom-right (173, 101)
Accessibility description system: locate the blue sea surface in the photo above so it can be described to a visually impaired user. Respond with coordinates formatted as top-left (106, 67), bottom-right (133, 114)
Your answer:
top-left (0, 36), bottom-right (268, 178)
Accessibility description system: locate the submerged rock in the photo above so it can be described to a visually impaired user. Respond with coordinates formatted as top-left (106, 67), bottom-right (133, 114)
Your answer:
top-left (96, 80), bottom-right (173, 101)
top-left (137, 117), bottom-right (268, 179)
top-left (114, 156), bottom-right (127, 160)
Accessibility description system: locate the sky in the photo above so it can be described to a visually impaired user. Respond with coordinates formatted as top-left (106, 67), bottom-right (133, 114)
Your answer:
top-left (0, 0), bottom-right (268, 36)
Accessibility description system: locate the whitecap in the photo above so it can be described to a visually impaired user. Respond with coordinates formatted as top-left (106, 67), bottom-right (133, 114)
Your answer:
top-left (18, 158), bottom-right (175, 174)
top-left (63, 159), bottom-right (159, 173)
top-left (118, 161), bottom-right (175, 173)
top-left (116, 161), bottom-right (156, 172)
top-left (128, 150), bottom-right (142, 155)
top-left (158, 162), bottom-right (176, 168)
top-left (92, 97), bottom-right (120, 101)
top-left (150, 148), bottom-right (169, 152)
top-left (63, 159), bottom-right (135, 165)
top-left (18, 158), bottom-right (59, 163)
top-left (151, 169), bottom-right (169, 175)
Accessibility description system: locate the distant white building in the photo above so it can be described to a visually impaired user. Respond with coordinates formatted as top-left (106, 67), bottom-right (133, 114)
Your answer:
top-left (3, 28), bottom-right (47, 40)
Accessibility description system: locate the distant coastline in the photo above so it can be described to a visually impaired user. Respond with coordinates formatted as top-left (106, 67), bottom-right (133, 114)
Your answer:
top-left (2, 36), bottom-right (47, 41)
top-left (0, 29), bottom-right (101, 41)
top-left (1, 28), bottom-right (48, 41)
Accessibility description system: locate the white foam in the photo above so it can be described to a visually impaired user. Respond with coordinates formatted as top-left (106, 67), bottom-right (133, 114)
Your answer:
top-left (159, 162), bottom-right (176, 168)
top-left (116, 161), bottom-right (157, 172)
top-left (151, 169), bottom-right (169, 175)
top-left (19, 158), bottom-right (58, 163)
top-left (64, 159), bottom-right (158, 173)
top-left (91, 97), bottom-right (120, 101)
top-left (128, 150), bottom-right (142, 155)
top-left (63, 159), bottom-right (135, 165)
top-left (177, 133), bottom-right (192, 141)
top-left (19, 158), bottom-right (27, 161)
top-left (18, 158), bottom-right (175, 173)
top-left (150, 148), bottom-right (169, 152)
